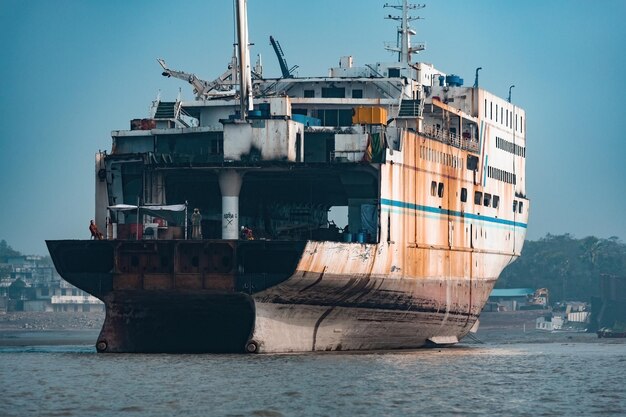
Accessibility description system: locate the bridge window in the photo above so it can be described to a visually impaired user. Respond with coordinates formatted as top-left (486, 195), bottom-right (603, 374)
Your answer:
top-left (352, 89), bottom-right (363, 98)
top-left (513, 200), bottom-right (518, 212)
top-left (316, 109), bottom-right (353, 127)
top-left (461, 187), bottom-right (468, 202)
top-left (430, 181), bottom-right (437, 196)
top-left (483, 193), bottom-right (492, 207)
top-left (304, 89), bottom-right (315, 98)
top-left (437, 182), bottom-right (444, 198)
top-left (474, 191), bottom-right (483, 205)
top-left (322, 87), bottom-right (345, 98)
top-left (493, 195), bottom-right (500, 209)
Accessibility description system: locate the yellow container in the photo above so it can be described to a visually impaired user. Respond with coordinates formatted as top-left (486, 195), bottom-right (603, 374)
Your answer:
top-left (352, 106), bottom-right (388, 125)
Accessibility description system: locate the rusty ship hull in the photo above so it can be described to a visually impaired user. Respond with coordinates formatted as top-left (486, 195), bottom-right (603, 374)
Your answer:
top-left (47, 237), bottom-right (509, 353)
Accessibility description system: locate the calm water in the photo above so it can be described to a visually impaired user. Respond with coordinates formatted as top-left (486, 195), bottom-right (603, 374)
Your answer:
top-left (1, 336), bottom-right (625, 416)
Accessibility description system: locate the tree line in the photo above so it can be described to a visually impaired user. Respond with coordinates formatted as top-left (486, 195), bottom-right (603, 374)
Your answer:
top-left (497, 234), bottom-right (626, 303)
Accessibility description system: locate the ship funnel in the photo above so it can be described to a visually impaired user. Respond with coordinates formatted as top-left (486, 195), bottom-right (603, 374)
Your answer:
top-left (219, 170), bottom-right (243, 239)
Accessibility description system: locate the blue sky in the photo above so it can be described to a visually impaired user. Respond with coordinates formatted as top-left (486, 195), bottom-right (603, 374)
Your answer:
top-left (1, 0), bottom-right (625, 255)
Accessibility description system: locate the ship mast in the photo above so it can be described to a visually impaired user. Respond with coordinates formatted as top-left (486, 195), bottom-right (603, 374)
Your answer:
top-left (235, 0), bottom-right (253, 119)
top-left (384, 0), bottom-right (425, 64)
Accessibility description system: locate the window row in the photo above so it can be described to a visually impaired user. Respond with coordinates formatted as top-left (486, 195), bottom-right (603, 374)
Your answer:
top-left (433, 183), bottom-right (522, 214)
top-left (303, 88), bottom-right (364, 99)
top-left (496, 136), bottom-right (526, 157)
top-left (471, 190), bottom-right (500, 209)
top-left (430, 181), bottom-right (445, 198)
top-left (420, 146), bottom-right (464, 169)
top-left (485, 99), bottom-right (523, 134)
top-left (487, 166), bottom-right (517, 185)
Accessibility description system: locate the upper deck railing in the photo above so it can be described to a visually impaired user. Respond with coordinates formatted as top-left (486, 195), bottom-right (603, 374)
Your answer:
top-left (421, 125), bottom-right (479, 153)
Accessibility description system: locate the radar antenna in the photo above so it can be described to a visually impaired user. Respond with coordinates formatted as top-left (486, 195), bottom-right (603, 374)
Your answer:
top-left (384, 1), bottom-right (425, 64)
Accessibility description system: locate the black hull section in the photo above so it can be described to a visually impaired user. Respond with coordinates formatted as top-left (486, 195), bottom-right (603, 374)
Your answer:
top-left (98, 291), bottom-right (255, 353)
top-left (46, 240), bottom-right (114, 299)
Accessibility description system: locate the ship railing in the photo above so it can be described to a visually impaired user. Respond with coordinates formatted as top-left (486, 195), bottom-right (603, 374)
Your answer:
top-left (330, 151), bottom-right (364, 163)
top-left (422, 125), bottom-right (479, 153)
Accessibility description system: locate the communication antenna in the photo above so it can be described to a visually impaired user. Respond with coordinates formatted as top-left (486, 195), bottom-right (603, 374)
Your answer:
top-left (384, 1), bottom-right (425, 64)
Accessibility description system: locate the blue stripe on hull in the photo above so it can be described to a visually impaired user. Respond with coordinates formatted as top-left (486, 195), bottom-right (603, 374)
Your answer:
top-left (380, 198), bottom-right (527, 229)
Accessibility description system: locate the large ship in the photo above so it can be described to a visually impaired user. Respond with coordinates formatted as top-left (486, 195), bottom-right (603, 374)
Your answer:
top-left (47, 0), bottom-right (528, 353)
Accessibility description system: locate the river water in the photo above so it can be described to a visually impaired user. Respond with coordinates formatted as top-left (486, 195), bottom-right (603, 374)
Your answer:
top-left (1, 332), bottom-right (625, 417)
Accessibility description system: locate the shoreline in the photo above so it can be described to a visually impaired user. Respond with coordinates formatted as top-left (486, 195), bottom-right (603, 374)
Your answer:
top-left (1, 310), bottom-right (622, 348)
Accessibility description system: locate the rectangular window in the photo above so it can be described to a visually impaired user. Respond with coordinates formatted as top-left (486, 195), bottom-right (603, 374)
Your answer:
top-left (316, 109), bottom-right (353, 127)
top-left (292, 108), bottom-right (307, 115)
top-left (437, 182), bottom-right (444, 198)
top-left (461, 187), bottom-right (468, 202)
top-left (513, 200), bottom-right (518, 212)
top-left (485, 99), bottom-right (487, 117)
top-left (484, 193), bottom-right (492, 207)
top-left (467, 155), bottom-right (479, 171)
top-left (495, 104), bottom-right (498, 122)
top-left (506, 109), bottom-right (509, 127)
top-left (493, 195), bottom-right (500, 209)
top-left (351, 89), bottom-right (363, 98)
top-left (501, 107), bottom-right (503, 124)
top-left (490, 102), bottom-right (493, 120)
top-left (321, 87), bottom-right (345, 98)
top-left (304, 89), bottom-right (315, 98)
top-left (474, 191), bottom-right (483, 205)
top-left (430, 181), bottom-right (437, 196)
top-left (521, 116), bottom-right (523, 133)
top-left (519, 201), bottom-right (524, 213)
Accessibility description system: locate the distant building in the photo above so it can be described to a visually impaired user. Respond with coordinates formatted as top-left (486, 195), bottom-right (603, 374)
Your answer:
top-left (0, 255), bottom-right (103, 312)
top-left (486, 288), bottom-right (535, 311)
top-left (536, 314), bottom-right (564, 331)
top-left (536, 302), bottom-right (589, 332)
top-left (50, 280), bottom-right (103, 312)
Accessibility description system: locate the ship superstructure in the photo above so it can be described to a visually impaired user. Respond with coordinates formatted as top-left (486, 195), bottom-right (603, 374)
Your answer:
top-left (47, 0), bottom-right (528, 353)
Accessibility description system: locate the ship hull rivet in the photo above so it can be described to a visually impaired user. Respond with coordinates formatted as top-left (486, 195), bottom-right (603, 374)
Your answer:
top-left (96, 341), bottom-right (108, 352)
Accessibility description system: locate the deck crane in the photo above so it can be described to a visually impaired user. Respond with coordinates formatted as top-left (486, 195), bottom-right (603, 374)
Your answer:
top-left (157, 54), bottom-right (239, 100)
top-left (269, 36), bottom-right (298, 78)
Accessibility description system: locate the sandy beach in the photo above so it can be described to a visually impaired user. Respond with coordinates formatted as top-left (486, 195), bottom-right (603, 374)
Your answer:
top-left (0, 311), bottom-right (104, 347)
